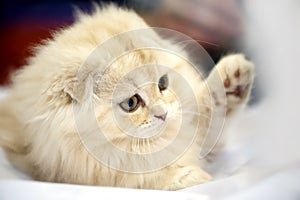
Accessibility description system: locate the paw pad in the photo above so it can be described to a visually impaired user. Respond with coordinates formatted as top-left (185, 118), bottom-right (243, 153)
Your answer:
top-left (234, 69), bottom-right (240, 78)
top-left (226, 85), bottom-right (241, 97)
top-left (224, 78), bottom-right (231, 88)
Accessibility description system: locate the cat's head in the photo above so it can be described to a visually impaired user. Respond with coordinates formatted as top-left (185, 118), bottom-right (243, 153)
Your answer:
top-left (76, 47), bottom-right (199, 153)
top-left (60, 38), bottom-right (204, 162)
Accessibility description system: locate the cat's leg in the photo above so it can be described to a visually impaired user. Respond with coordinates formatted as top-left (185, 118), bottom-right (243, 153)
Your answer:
top-left (160, 165), bottom-right (212, 190)
top-left (206, 54), bottom-right (255, 113)
top-left (197, 54), bottom-right (254, 163)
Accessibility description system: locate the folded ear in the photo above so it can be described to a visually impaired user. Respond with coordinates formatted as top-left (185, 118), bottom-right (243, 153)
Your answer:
top-left (48, 67), bottom-right (97, 105)
top-left (64, 74), bottom-right (94, 103)
top-left (49, 48), bottom-right (107, 105)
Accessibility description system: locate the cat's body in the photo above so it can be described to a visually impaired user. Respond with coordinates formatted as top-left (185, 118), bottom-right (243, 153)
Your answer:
top-left (0, 6), bottom-right (254, 190)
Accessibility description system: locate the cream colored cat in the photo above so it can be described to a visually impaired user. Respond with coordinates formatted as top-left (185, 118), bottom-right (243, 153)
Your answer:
top-left (0, 5), bottom-right (254, 190)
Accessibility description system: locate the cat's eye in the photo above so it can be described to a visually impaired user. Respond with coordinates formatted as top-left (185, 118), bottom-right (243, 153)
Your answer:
top-left (119, 94), bottom-right (141, 113)
top-left (158, 74), bottom-right (168, 91)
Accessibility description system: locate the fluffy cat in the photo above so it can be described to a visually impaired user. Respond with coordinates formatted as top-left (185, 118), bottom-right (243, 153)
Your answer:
top-left (0, 5), bottom-right (254, 190)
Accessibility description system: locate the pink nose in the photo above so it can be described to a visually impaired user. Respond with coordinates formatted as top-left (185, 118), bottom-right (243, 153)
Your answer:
top-left (154, 112), bottom-right (168, 121)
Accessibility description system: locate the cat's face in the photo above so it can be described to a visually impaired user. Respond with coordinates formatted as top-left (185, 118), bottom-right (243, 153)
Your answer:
top-left (116, 73), bottom-right (173, 135)
top-left (90, 50), bottom-right (199, 153)
top-left (111, 65), bottom-right (179, 139)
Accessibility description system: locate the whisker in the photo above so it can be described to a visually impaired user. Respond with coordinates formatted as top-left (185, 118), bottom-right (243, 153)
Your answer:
top-left (177, 98), bottom-right (213, 108)
top-left (175, 111), bottom-right (211, 119)
top-left (180, 103), bottom-right (212, 108)
top-left (194, 39), bottom-right (220, 47)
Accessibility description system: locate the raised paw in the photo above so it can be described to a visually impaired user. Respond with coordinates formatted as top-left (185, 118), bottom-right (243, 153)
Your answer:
top-left (216, 54), bottom-right (254, 109)
top-left (163, 166), bottom-right (212, 190)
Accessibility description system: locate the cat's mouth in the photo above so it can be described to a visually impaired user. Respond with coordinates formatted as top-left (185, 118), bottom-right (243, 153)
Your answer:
top-left (133, 116), bottom-right (170, 139)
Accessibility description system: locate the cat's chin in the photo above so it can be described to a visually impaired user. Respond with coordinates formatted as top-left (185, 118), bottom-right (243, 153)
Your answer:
top-left (133, 122), bottom-right (166, 139)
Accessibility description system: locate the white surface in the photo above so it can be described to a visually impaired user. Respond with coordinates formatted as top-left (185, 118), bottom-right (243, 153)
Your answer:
top-left (0, 179), bottom-right (207, 200)
top-left (1, 0), bottom-right (300, 199)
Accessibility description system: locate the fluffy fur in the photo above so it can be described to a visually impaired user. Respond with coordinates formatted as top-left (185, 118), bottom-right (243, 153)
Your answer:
top-left (0, 5), bottom-right (254, 190)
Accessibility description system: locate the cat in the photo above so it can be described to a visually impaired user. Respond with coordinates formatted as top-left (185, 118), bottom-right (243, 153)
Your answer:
top-left (0, 5), bottom-right (254, 190)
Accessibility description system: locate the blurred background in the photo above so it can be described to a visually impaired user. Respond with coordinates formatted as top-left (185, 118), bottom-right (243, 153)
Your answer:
top-left (1, 0), bottom-right (247, 85)
top-left (1, 1), bottom-right (300, 198)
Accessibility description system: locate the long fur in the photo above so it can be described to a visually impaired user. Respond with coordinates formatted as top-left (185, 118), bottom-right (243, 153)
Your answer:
top-left (0, 5), bottom-right (254, 190)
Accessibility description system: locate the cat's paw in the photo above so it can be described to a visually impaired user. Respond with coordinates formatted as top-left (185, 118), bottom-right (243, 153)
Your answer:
top-left (163, 166), bottom-right (212, 190)
top-left (216, 54), bottom-right (254, 109)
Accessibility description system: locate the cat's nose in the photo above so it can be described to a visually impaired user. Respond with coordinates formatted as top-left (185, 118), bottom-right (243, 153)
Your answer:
top-left (154, 112), bottom-right (168, 121)
top-left (151, 104), bottom-right (168, 121)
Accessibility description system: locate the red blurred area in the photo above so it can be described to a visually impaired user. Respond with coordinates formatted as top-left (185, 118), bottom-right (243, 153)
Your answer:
top-left (0, 21), bottom-right (61, 85)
